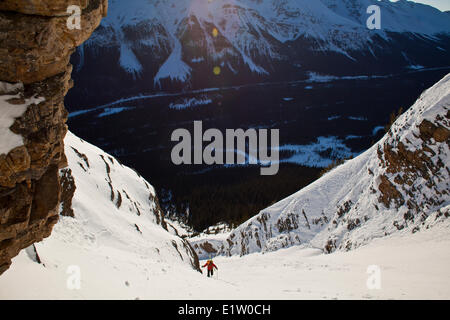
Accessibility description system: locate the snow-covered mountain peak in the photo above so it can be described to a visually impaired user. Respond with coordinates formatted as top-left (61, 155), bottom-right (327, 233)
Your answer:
top-left (58, 131), bottom-right (200, 268)
top-left (79, 0), bottom-right (450, 88)
top-left (102, 0), bottom-right (450, 36)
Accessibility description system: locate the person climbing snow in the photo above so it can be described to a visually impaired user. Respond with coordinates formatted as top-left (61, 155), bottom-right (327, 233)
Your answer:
top-left (202, 259), bottom-right (218, 278)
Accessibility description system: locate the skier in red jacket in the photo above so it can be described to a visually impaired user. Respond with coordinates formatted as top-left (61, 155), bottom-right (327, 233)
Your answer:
top-left (202, 259), bottom-right (218, 278)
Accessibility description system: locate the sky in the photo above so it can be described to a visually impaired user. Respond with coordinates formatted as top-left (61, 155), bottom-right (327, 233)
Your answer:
top-left (399, 0), bottom-right (450, 11)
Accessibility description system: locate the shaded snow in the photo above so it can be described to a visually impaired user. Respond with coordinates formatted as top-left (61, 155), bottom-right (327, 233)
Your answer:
top-left (97, 107), bottom-right (134, 118)
top-left (119, 44), bottom-right (143, 78)
top-left (154, 40), bottom-right (192, 86)
top-left (348, 116), bottom-right (368, 121)
top-left (278, 137), bottom-right (357, 167)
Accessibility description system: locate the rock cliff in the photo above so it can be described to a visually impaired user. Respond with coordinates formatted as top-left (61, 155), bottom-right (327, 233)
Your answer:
top-left (0, 0), bottom-right (107, 274)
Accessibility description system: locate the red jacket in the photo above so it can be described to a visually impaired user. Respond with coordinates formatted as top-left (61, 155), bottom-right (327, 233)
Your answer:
top-left (202, 261), bottom-right (217, 271)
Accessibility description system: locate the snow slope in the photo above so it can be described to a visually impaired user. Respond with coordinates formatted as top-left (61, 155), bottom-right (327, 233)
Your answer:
top-left (220, 73), bottom-right (450, 256)
top-left (84, 0), bottom-right (450, 82)
top-left (189, 223), bottom-right (232, 260)
top-left (205, 219), bottom-right (450, 300)
top-left (0, 131), bottom-right (201, 298)
top-left (1, 210), bottom-right (449, 299)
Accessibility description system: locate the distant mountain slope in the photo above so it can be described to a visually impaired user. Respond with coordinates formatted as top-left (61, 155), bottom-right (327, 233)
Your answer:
top-left (220, 73), bottom-right (450, 256)
top-left (322, 0), bottom-right (450, 34)
top-left (67, 0), bottom-right (450, 107)
top-left (187, 223), bottom-right (232, 260)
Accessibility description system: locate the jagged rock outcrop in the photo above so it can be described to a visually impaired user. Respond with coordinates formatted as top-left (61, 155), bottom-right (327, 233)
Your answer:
top-left (0, 0), bottom-right (107, 275)
top-left (187, 223), bottom-right (232, 260)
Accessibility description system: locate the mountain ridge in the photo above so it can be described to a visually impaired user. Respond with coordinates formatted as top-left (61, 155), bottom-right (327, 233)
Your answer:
top-left (219, 73), bottom-right (450, 256)
top-left (67, 0), bottom-right (450, 108)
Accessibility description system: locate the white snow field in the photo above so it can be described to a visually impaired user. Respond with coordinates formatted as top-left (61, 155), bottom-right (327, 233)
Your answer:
top-left (0, 217), bottom-right (449, 299)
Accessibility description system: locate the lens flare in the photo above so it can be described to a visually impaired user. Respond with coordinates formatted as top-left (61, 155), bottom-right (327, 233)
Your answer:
top-left (213, 66), bottom-right (221, 75)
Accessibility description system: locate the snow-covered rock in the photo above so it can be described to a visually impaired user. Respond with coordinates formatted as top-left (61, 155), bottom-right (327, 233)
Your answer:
top-left (2, 205), bottom-right (450, 299)
top-left (164, 218), bottom-right (231, 260)
top-left (90, 0), bottom-right (450, 76)
top-left (220, 73), bottom-right (450, 256)
top-left (189, 223), bottom-right (232, 260)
